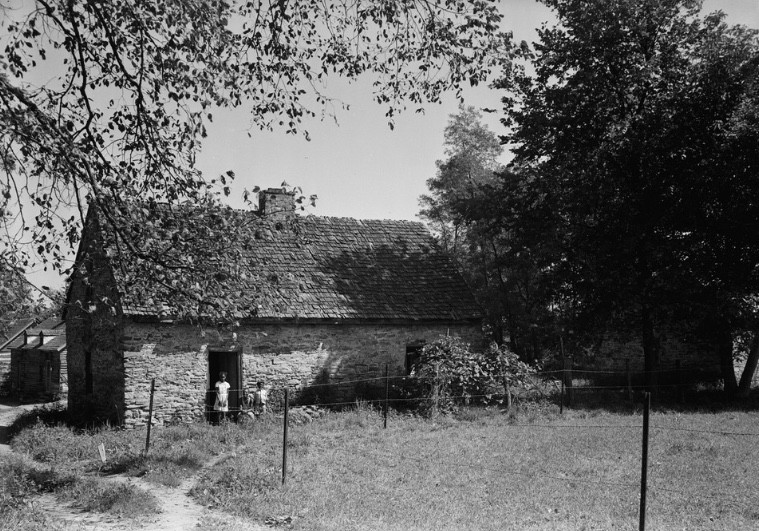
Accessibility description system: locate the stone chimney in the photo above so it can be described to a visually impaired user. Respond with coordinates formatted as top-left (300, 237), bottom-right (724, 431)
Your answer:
top-left (258, 187), bottom-right (295, 220)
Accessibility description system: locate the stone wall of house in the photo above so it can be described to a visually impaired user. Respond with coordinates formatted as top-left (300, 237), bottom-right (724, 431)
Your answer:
top-left (66, 214), bottom-right (126, 422)
top-left (119, 320), bottom-right (482, 429)
top-left (574, 328), bottom-right (721, 383)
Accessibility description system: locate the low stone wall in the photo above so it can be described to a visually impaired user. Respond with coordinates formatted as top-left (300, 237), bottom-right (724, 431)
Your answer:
top-left (120, 320), bottom-right (482, 428)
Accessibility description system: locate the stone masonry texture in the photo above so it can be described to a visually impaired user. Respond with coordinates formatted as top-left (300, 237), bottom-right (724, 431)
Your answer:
top-left (118, 321), bottom-right (483, 428)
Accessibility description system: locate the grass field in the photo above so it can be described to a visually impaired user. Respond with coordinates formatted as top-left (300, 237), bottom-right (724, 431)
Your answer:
top-left (4, 396), bottom-right (759, 530)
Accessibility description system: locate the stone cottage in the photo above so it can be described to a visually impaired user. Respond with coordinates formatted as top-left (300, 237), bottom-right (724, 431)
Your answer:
top-left (66, 188), bottom-right (482, 427)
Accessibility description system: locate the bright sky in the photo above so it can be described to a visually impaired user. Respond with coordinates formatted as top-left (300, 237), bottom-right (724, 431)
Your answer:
top-left (197, 0), bottom-right (759, 222)
top-left (24, 0), bottom-right (759, 292)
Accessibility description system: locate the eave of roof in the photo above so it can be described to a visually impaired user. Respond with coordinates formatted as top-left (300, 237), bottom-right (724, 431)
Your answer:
top-left (0, 317), bottom-right (38, 351)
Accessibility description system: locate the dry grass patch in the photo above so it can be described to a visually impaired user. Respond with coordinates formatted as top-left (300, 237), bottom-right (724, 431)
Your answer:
top-left (57, 478), bottom-right (160, 516)
top-left (0, 454), bottom-right (73, 531)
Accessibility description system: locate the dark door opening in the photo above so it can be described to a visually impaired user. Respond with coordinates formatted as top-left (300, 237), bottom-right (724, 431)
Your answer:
top-left (405, 343), bottom-right (425, 374)
top-left (207, 349), bottom-right (243, 421)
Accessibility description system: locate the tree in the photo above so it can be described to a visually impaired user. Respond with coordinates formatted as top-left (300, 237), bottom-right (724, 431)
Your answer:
top-left (0, 266), bottom-right (62, 337)
top-left (497, 0), bottom-right (759, 391)
top-left (419, 107), bottom-right (509, 346)
top-left (420, 105), bottom-right (504, 254)
top-left (0, 0), bottom-right (511, 291)
top-left (420, 107), bottom-right (560, 361)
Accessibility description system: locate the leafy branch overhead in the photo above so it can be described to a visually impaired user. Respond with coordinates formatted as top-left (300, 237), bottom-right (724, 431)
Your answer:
top-left (0, 0), bottom-right (512, 275)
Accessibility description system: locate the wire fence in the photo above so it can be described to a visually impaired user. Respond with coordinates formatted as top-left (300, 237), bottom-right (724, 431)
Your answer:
top-left (197, 359), bottom-right (725, 419)
top-left (139, 368), bottom-right (759, 531)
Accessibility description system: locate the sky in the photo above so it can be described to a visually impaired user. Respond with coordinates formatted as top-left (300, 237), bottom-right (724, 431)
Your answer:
top-left (22, 0), bottom-right (759, 292)
top-left (196, 0), bottom-right (759, 222)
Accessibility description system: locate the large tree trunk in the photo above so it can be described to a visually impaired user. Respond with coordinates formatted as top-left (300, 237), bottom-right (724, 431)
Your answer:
top-left (716, 318), bottom-right (738, 396)
top-left (737, 333), bottom-right (759, 398)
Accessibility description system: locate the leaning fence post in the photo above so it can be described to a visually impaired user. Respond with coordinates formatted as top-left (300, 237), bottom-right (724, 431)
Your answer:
top-left (144, 378), bottom-right (155, 455)
top-left (639, 391), bottom-right (651, 531)
top-left (282, 387), bottom-right (289, 486)
top-left (383, 364), bottom-right (389, 429)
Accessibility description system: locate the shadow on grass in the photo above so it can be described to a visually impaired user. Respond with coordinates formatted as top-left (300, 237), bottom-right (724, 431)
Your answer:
top-left (6, 403), bottom-right (69, 441)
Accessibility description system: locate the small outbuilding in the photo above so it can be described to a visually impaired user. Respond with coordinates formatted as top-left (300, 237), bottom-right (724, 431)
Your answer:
top-left (66, 189), bottom-right (482, 427)
top-left (0, 317), bottom-right (37, 397)
top-left (8, 318), bottom-right (67, 403)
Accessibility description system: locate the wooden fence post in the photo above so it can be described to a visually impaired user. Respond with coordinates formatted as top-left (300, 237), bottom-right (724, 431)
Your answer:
top-left (282, 387), bottom-right (289, 486)
top-left (144, 378), bottom-right (155, 455)
top-left (639, 392), bottom-right (651, 531)
top-left (384, 364), bottom-right (389, 429)
top-left (432, 362), bottom-right (440, 417)
top-left (560, 337), bottom-right (566, 414)
top-left (566, 357), bottom-right (574, 407)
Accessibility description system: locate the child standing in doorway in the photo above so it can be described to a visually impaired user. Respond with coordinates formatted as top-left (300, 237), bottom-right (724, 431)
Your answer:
top-left (214, 372), bottom-right (230, 423)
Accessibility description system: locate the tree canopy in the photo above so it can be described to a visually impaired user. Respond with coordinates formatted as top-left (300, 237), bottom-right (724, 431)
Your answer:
top-left (419, 106), bottom-right (558, 360)
top-left (0, 264), bottom-right (63, 336)
top-left (1, 0), bottom-right (511, 292)
top-left (491, 0), bottom-right (759, 389)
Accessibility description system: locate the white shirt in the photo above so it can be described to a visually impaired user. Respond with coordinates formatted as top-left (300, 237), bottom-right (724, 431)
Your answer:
top-left (214, 380), bottom-right (230, 411)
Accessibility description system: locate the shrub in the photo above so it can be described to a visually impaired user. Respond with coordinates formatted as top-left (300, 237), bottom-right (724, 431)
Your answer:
top-left (411, 336), bottom-right (536, 415)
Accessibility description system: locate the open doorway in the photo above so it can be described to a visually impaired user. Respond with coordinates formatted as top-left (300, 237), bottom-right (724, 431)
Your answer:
top-left (405, 342), bottom-right (425, 374)
top-left (207, 348), bottom-right (243, 422)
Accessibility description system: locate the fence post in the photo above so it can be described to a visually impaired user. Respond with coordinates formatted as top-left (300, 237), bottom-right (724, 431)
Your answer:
top-left (560, 337), bottom-right (565, 414)
top-left (566, 356), bottom-right (574, 407)
top-left (653, 362), bottom-right (661, 405)
top-left (626, 359), bottom-right (632, 402)
top-left (384, 364), bottom-right (389, 429)
top-left (639, 391), bottom-right (651, 531)
top-left (432, 362), bottom-right (440, 417)
top-left (144, 378), bottom-right (155, 455)
top-left (282, 387), bottom-right (289, 486)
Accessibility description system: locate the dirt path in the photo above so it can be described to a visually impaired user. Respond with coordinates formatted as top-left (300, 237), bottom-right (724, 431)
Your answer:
top-left (32, 475), bottom-right (206, 530)
top-left (0, 401), bottom-right (265, 531)
top-left (30, 452), bottom-right (267, 531)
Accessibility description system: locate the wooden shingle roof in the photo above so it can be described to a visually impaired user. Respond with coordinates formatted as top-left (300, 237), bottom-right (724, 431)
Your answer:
top-left (107, 208), bottom-right (481, 323)
top-left (6, 318), bottom-right (66, 351)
